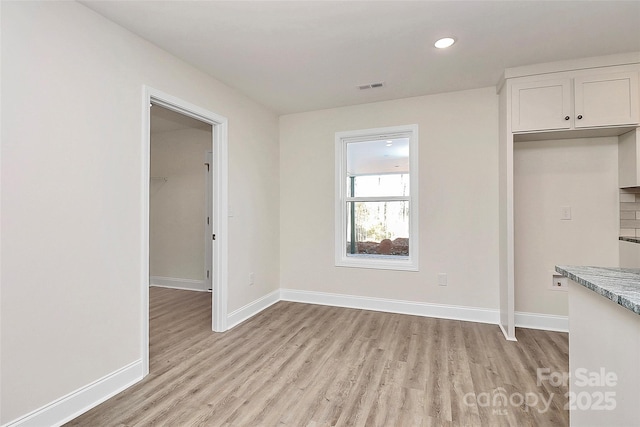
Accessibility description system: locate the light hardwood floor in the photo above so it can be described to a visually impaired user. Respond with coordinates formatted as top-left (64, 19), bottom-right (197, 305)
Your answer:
top-left (67, 287), bottom-right (569, 426)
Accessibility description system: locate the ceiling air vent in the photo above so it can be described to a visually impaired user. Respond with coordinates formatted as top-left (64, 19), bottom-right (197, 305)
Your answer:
top-left (358, 82), bottom-right (384, 90)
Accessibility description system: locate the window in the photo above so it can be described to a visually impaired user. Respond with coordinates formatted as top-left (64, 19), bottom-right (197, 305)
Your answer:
top-left (335, 125), bottom-right (419, 271)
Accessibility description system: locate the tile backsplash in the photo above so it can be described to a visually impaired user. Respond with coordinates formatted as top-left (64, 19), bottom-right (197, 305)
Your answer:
top-left (620, 188), bottom-right (640, 237)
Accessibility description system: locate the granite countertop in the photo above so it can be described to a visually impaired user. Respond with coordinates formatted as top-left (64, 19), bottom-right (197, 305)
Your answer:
top-left (619, 236), bottom-right (640, 244)
top-left (555, 265), bottom-right (640, 315)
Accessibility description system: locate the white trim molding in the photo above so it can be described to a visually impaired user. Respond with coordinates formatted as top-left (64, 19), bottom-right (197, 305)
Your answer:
top-left (227, 290), bottom-right (281, 330)
top-left (1, 361), bottom-right (143, 427)
top-left (280, 289), bottom-right (499, 325)
top-left (150, 276), bottom-right (207, 292)
top-left (223, 289), bottom-right (570, 334)
top-left (514, 311), bottom-right (569, 333)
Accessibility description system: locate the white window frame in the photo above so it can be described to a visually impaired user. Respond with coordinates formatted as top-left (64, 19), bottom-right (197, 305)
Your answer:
top-left (335, 124), bottom-right (419, 271)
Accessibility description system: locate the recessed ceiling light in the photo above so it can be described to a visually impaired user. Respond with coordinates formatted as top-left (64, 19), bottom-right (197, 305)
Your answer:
top-left (434, 37), bottom-right (456, 49)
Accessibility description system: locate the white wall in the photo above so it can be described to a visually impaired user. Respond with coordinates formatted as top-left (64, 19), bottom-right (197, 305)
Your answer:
top-left (150, 127), bottom-right (211, 285)
top-left (0, 1), bottom-right (279, 423)
top-left (514, 137), bottom-right (619, 316)
top-left (620, 240), bottom-right (640, 267)
top-left (279, 88), bottom-right (500, 309)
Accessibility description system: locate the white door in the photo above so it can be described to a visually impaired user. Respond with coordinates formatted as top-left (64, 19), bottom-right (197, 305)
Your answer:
top-left (205, 151), bottom-right (213, 291)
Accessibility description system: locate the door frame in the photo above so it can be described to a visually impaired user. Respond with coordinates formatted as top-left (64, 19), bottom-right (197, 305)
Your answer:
top-left (141, 86), bottom-right (229, 376)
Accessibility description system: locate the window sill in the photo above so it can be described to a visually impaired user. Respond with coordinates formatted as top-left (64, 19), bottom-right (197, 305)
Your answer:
top-left (336, 254), bottom-right (418, 271)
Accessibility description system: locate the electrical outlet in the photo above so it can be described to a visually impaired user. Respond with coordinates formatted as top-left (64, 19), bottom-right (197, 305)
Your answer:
top-left (438, 273), bottom-right (447, 286)
top-left (561, 206), bottom-right (572, 220)
top-left (249, 273), bottom-right (255, 286)
top-left (550, 275), bottom-right (568, 291)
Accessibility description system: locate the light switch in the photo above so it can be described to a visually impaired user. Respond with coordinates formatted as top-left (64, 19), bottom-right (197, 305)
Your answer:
top-left (561, 206), bottom-right (572, 220)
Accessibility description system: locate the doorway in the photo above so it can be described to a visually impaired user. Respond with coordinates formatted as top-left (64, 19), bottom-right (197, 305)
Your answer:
top-left (150, 105), bottom-right (212, 292)
top-left (142, 87), bottom-right (229, 376)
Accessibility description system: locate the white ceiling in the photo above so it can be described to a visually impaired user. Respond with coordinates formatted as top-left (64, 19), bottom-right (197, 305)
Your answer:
top-left (82, 1), bottom-right (640, 115)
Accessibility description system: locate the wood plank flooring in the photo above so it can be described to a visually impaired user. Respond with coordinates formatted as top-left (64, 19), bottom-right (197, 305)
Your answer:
top-left (67, 287), bottom-right (569, 426)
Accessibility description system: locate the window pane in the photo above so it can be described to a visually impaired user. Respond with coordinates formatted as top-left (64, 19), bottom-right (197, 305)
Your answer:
top-left (346, 201), bottom-right (409, 256)
top-left (346, 138), bottom-right (409, 197)
top-left (347, 174), bottom-right (409, 197)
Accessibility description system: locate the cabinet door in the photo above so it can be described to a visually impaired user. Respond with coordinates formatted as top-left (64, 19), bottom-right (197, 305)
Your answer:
top-left (574, 72), bottom-right (639, 128)
top-left (511, 79), bottom-right (572, 132)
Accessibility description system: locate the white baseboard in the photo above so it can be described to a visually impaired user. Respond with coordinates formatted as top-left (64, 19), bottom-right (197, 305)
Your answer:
top-left (2, 360), bottom-right (143, 427)
top-left (280, 289), bottom-right (500, 325)
top-left (227, 289), bottom-right (281, 329)
top-left (515, 311), bottom-right (569, 332)
top-left (150, 276), bottom-right (207, 292)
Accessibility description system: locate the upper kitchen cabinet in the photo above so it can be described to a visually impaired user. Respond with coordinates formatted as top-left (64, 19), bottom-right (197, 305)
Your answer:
top-left (574, 72), bottom-right (639, 128)
top-left (510, 68), bottom-right (639, 134)
top-left (511, 79), bottom-right (571, 132)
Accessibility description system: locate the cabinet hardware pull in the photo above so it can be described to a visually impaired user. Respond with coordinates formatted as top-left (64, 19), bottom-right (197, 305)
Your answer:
top-left (564, 116), bottom-right (570, 120)
top-left (577, 115), bottom-right (583, 119)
